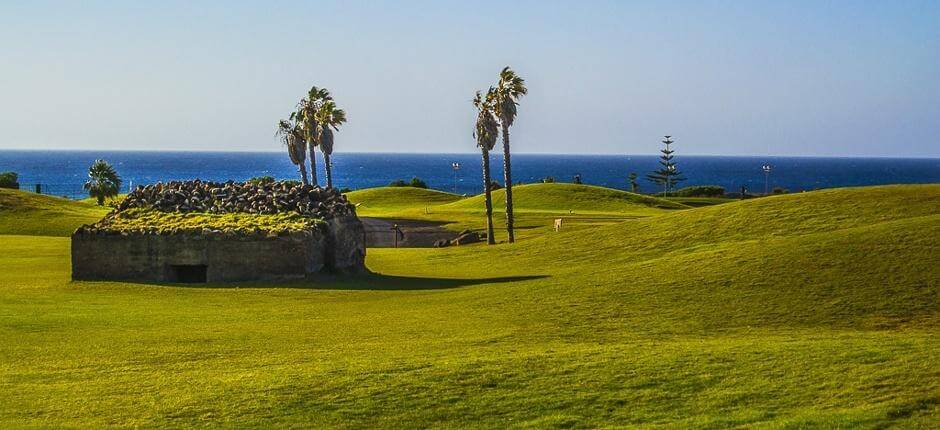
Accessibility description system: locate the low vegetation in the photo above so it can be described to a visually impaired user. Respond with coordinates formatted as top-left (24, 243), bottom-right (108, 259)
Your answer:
top-left (97, 208), bottom-right (322, 233)
top-left (0, 183), bottom-right (937, 427)
top-left (388, 177), bottom-right (428, 189)
top-left (0, 171), bottom-right (18, 189)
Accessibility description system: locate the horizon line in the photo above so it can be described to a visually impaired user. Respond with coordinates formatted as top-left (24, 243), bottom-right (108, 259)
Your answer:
top-left (1, 148), bottom-right (938, 160)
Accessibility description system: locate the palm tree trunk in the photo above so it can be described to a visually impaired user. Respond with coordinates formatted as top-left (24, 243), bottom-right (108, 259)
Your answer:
top-left (298, 161), bottom-right (309, 186)
top-left (308, 142), bottom-right (318, 186)
top-left (481, 148), bottom-right (496, 245)
top-left (323, 153), bottom-right (333, 188)
top-left (501, 124), bottom-right (515, 243)
top-left (97, 195), bottom-right (104, 206)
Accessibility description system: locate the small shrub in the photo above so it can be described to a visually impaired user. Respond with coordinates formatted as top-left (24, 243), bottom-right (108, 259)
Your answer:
top-left (676, 185), bottom-right (725, 197)
top-left (247, 176), bottom-right (276, 185)
top-left (541, 176), bottom-right (555, 183)
top-left (389, 177), bottom-right (428, 189)
top-left (0, 172), bottom-right (19, 189)
top-left (488, 181), bottom-right (503, 191)
top-left (410, 177), bottom-right (428, 189)
top-left (772, 187), bottom-right (789, 195)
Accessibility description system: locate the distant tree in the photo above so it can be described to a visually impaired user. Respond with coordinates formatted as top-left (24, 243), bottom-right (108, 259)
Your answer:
top-left (84, 160), bottom-right (121, 206)
top-left (315, 99), bottom-right (347, 189)
top-left (646, 135), bottom-right (685, 194)
top-left (0, 172), bottom-right (18, 189)
top-left (573, 174), bottom-right (582, 184)
top-left (542, 176), bottom-right (555, 183)
top-left (628, 172), bottom-right (639, 193)
top-left (473, 88), bottom-right (499, 245)
top-left (277, 117), bottom-right (309, 185)
top-left (493, 66), bottom-right (527, 244)
top-left (488, 180), bottom-right (503, 191)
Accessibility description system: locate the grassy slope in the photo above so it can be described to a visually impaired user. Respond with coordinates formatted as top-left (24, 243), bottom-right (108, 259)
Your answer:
top-left (442, 182), bottom-right (687, 212)
top-left (349, 183), bottom-right (684, 240)
top-left (0, 184), bottom-right (938, 427)
top-left (0, 188), bottom-right (109, 236)
top-left (346, 186), bottom-right (464, 216)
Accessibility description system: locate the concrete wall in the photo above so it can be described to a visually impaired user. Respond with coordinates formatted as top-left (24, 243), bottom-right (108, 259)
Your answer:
top-left (72, 229), bottom-right (326, 283)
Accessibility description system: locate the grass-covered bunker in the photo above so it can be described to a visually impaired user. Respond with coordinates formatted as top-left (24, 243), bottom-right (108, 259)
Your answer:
top-left (71, 180), bottom-right (366, 283)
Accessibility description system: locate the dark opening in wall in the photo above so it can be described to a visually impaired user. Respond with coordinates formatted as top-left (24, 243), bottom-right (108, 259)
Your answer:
top-left (170, 265), bottom-right (207, 283)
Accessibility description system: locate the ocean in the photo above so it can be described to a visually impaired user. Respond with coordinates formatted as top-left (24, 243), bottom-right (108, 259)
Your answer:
top-left (1, 150), bottom-right (938, 199)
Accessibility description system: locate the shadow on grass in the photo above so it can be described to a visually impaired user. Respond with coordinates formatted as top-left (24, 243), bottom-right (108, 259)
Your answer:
top-left (125, 273), bottom-right (549, 291)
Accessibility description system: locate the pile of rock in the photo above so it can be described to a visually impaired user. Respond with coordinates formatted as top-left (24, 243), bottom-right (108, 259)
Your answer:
top-left (433, 229), bottom-right (483, 247)
top-left (116, 180), bottom-right (355, 219)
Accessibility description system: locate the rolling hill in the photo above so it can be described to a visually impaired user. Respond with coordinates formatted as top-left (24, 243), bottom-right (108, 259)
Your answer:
top-left (0, 188), bottom-right (109, 236)
top-left (0, 184), bottom-right (937, 427)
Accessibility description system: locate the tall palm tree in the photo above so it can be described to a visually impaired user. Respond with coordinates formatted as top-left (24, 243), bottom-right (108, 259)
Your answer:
top-left (84, 159), bottom-right (121, 206)
top-left (277, 117), bottom-right (308, 185)
top-left (493, 66), bottom-right (527, 243)
top-left (297, 86), bottom-right (334, 186)
top-left (315, 100), bottom-right (347, 189)
top-left (474, 88), bottom-right (499, 245)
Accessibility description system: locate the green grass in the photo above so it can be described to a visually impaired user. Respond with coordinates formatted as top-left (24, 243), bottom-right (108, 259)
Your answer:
top-left (347, 186), bottom-right (464, 215)
top-left (349, 183), bottom-right (685, 240)
top-left (0, 188), bottom-right (110, 236)
top-left (99, 208), bottom-right (322, 233)
top-left (442, 182), bottom-right (687, 212)
top-left (78, 193), bottom-right (126, 206)
top-left (0, 184), bottom-right (938, 427)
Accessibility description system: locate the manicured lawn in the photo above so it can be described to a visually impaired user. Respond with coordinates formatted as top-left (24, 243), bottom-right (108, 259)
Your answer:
top-left (0, 184), bottom-right (938, 427)
top-left (0, 188), bottom-right (109, 236)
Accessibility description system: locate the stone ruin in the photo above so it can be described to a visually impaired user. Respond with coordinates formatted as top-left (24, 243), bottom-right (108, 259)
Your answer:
top-left (72, 180), bottom-right (366, 283)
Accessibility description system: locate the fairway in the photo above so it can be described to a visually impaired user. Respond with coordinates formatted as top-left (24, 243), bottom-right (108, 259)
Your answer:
top-left (0, 184), bottom-right (938, 428)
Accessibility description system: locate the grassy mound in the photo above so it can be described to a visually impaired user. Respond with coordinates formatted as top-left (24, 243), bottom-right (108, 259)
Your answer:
top-left (441, 183), bottom-right (687, 213)
top-left (0, 188), bottom-right (109, 236)
top-left (0, 184), bottom-right (937, 427)
top-left (346, 187), bottom-right (464, 216)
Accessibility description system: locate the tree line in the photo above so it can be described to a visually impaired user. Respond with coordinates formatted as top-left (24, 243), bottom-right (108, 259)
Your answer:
top-left (277, 87), bottom-right (346, 189)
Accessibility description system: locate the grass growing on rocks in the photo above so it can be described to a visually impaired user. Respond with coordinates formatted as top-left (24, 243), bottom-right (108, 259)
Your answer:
top-left (99, 208), bottom-right (322, 233)
top-left (0, 184), bottom-right (938, 427)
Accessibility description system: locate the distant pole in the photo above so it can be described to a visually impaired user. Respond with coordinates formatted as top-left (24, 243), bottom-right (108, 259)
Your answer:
top-left (451, 162), bottom-right (461, 194)
top-left (762, 165), bottom-right (772, 195)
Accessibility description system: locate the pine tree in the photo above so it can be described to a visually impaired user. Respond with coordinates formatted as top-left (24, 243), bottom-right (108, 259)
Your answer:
top-left (645, 135), bottom-right (685, 194)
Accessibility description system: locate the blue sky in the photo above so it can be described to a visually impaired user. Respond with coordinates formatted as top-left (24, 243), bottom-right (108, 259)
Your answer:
top-left (1, 1), bottom-right (938, 156)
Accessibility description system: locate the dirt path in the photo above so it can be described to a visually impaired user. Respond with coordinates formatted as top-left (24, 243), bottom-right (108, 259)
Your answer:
top-left (360, 217), bottom-right (455, 248)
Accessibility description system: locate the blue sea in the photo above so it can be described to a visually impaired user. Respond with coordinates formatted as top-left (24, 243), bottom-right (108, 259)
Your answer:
top-left (1, 150), bottom-right (938, 199)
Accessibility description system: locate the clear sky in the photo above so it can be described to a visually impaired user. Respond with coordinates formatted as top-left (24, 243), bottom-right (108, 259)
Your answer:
top-left (1, 1), bottom-right (938, 156)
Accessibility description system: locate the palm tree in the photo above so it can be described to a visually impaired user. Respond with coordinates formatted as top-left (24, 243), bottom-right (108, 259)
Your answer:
top-left (297, 86), bottom-right (334, 186)
top-left (473, 88), bottom-right (499, 245)
top-left (277, 117), bottom-right (308, 185)
top-left (315, 100), bottom-right (347, 189)
top-left (84, 159), bottom-right (121, 206)
top-left (493, 66), bottom-right (527, 243)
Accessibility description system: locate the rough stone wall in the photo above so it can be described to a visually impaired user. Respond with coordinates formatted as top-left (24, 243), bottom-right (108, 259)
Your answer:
top-left (72, 228), bottom-right (327, 283)
top-left (325, 216), bottom-right (367, 273)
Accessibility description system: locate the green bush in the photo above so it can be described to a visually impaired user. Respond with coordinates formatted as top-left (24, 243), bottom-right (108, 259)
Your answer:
top-left (772, 187), bottom-right (789, 195)
top-left (0, 172), bottom-right (18, 189)
top-left (410, 177), bottom-right (428, 189)
top-left (389, 177), bottom-right (428, 189)
top-left (541, 176), bottom-right (555, 183)
top-left (247, 176), bottom-right (276, 185)
top-left (676, 185), bottom-right (725, 197)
